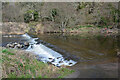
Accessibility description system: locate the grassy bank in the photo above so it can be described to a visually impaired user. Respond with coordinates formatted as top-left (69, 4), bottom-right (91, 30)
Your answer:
top-left (0, 47), bottom-right (74, 78)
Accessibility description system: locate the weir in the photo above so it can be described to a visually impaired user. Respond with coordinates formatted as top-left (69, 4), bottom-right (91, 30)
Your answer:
top-left (22, 33), bottom-right (77, 67)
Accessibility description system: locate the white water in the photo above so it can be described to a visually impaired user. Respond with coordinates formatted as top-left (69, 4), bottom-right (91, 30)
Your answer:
top-left (22, 33), bottom-right (77, 67)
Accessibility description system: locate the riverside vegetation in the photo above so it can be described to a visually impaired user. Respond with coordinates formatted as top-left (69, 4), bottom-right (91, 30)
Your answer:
top-left (1, 2), bottom-right (120, 78)
top-left (1, 47), bottom-right (74, 78)
top-left (2, 2), bottom-right (120, 34)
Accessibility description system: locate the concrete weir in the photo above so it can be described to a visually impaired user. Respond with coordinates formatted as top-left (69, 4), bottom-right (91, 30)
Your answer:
top-left (22, 33), bottom-right (77, 67)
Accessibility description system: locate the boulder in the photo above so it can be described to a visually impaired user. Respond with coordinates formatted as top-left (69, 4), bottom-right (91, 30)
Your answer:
top-left (48, 58), bottom-right (53, 60)
top-left (16, 44), bottom-right (23, 49)
top-left (6, 43), bottom-right (14, 48)
top-left (6, 44), bottom-right (11, 48)
top-left (51, 59), bottom-right (55, 62)
top-left (57, 57), bottom-right (61, 59)
top-left (56, 64), bottom-right (61, 68)
top-left (69, 63), bottom-right (73, 65)
top-left (10, 44), bottom-right (15, 48)
top-left (59, 61), bottom-right (63, 63)
top-left (13, 42), bottom-right (18, 46)
top-left (24, 42), bottom-right (29, 46)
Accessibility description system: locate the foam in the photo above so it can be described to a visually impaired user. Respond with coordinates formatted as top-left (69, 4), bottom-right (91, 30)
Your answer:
top-left (22, 33), bottom-right (77, 67)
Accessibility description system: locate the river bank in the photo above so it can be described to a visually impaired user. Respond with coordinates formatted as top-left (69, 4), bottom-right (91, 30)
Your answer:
top-left (1, 31), bottom-right (119, 78)
top-left (1, 22), bottom-right (119, 35)
top-left (1, 47), bottom-right (74, 78)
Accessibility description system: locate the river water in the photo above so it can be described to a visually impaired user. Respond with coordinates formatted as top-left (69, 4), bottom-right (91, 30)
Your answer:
top-left (1, 33), bottom-right (119, 78)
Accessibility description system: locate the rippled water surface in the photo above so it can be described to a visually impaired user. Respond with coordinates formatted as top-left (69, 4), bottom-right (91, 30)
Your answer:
top-left (34, 33), bottom-right (119, 78)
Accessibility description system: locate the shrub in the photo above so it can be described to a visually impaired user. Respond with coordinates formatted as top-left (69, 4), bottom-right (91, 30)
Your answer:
top-left (24, 10), bottom-right (39, 23)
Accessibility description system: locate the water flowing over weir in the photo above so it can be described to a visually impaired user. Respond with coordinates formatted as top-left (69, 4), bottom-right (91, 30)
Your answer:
top-left (22, 33), bottom-right (77, 67)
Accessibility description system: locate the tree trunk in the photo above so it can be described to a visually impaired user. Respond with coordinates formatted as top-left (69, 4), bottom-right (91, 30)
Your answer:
top-left (118, 2), bottom-right (120, 29)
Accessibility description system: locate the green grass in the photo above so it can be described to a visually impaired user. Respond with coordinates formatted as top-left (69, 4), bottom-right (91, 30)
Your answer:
top-left (97, 25), bottom-right (111, 28)
top-left (1, 47), bottom-right (74, 78)
top-left (68, 25), bottom-right (112, 31)
top-left (78, 25), bottom-right (93, 28)
top-left (57, 68), bottom-right (75, 78)
top-left (68, 25), bottom-right (94, 31)
top-left (2, 49), bottom-right (15, 55)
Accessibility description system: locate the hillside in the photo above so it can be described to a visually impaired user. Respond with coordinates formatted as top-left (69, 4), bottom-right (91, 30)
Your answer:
top-left (2, 2), bottom-right (120, 34)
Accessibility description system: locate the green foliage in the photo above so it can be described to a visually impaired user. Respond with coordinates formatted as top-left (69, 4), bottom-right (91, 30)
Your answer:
top-left (19, 74), bottom-right (32, 78)
top-left (97, 25), bottom-right (109, 28)
top-left (2, 49), bottom-right (15, 55)
top-left (8, 72), bottom-right (17, 78)
top-left (51, 9), bottom-right (58, 17)
top-left (34, 11), bottom-right (39, 21)
top-left (57, 68), bottom-right (74, 78)
top-left (38, 75), bottom-right (42, 78)
top-left (24, 11), bottom-right (32, 23)
top-left (76, 2), bottom-right (87, 11)
top-left (108, 3), bottom-right (120, 23)
top-left (100, 17), bottom-right (107, 26)
top-left (42, 9), bottom-right (58, 22)
top-left (77, 25), bottom-right (93, 28)
top-left (49, 8), bottom-right (58, 21)
top-left (24, 10), bottom-right (39, 23)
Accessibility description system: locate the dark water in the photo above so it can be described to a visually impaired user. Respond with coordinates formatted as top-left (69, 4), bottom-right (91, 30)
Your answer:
top-left (34, 33), bottom-right (119, 78)
top-left (1, 33), bottom-right (119, 78)
top-left (1, 35), bottom-right (28, 46)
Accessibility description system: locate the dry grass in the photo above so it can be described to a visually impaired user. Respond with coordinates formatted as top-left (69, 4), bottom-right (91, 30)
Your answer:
top-left (0, 47), bottom-right (74, 78)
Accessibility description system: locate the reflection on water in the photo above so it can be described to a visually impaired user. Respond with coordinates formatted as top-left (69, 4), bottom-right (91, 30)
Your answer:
top-left (35, 33), bottom-right (118, 62)
top-left (34, 33), bottom-right (119, 78)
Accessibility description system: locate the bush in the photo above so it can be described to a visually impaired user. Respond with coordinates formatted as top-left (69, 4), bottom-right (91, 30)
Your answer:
top-left (24, 10), bottom-right (39, 23)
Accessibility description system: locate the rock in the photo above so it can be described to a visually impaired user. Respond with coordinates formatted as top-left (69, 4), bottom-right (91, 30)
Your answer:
top-left (24, 42), bottom-right (29, 46)
top-left (51, 59), bottom-right (55, 62)
top-left (6, 43), bottom-right (14, 48)
top-left (53, 64), bottom-right (56, 66)
top-left (9, 35), bottom-right (12, 37)
top-left (57, 57), bottom-right (61, 59)
top-left (36, 42), bottom-right (40, 44)
top-left (69, 63), bottom-right (73, 65)
top-left (56, 64), bottom-right (61, 68)
top-left (31, 45), bottom-right (33, 48)
top-left (48, 58), bottom-right (53, 60)
top-left (6, 44), bottom-right (11, 48)
top-left (59, 61), bottom-right (63, 63)
top-left (18, 44), bottom-right (22, 48)
top-left (10, 44), bottom-right (15, 48)
top-left (22, 46), bottom-right (28, 49)
top-left (13, 42), bottom-right (18, 46)
top-left (14, 44), bottom-right (23, 49)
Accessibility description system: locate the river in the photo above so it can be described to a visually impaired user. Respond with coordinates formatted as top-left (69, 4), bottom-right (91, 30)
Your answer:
top-left (1, 33), bottom-right (119, 78)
